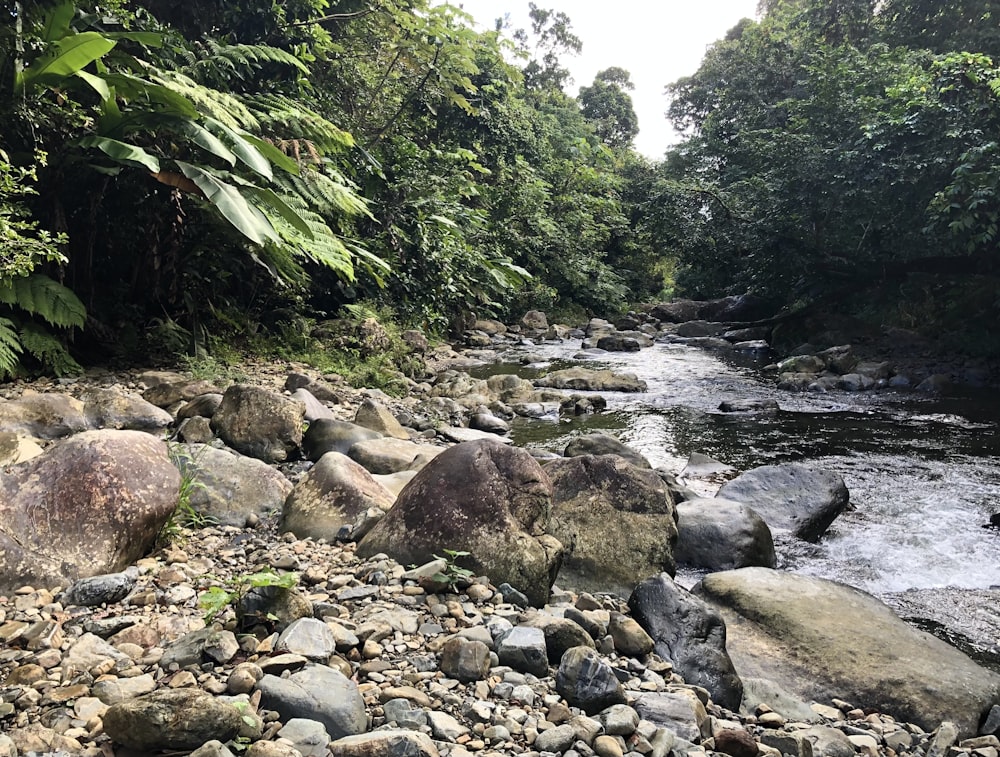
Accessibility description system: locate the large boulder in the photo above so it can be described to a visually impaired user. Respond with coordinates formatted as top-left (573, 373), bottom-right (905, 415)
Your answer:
top-left (545, 455), bottom-right (677, 596)
top-left (696, 568), bottom-right (1000, 736)
top-left (281, 452), bottom-right (396, 540)
top-left (0, 430), bottom-right (180, 593)
top-left (302, 419), bottom-right (382, 462)
top-left (211, 385), bottom-right (305, 463)
top-left (103, 689), bottom-right (242, 752)
top-left (347, 437), bottom-right (443, 475)
top-left (628, 573), bottom-right (743, 711)
top-left (563, 433), bottom-right (650, 468)
top-left (357, 440), bottom-right (564, 606)
top-left (175, 444), bottom-right (293, 527)
top-left (675, 498), bottom-right (775, 571)
top-left (0, 390), bottom-right (88, 438)
top-left (716, 464), bottom-right (849, 542)
top-left (534, 367), bottom-right (647, 393)
top-left (82, 387), bottom-right (174, 431)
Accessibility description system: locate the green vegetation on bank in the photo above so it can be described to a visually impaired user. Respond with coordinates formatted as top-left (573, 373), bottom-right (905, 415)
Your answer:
top-left (2, 0), bottom-right (1000, 379)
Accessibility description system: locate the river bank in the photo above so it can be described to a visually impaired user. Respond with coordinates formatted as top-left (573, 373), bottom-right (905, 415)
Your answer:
top-left (1, 305), bottom-right (1000, 755)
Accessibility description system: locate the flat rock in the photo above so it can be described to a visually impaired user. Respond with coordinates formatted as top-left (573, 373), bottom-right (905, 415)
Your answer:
top-left (696, 567), bottom-right (1000, 736)
top-left (534, 367), bottom-right (647, 393)
top-left (256, 664), bottom-right (366, 739)
top-left (347, 437), bottom-right (443, 474)
top-left (103, 689), bottom-right (242, 752)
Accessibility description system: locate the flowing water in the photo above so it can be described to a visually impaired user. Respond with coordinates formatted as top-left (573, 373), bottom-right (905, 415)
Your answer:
top-left (476, 339), bottom-right (1000, 665)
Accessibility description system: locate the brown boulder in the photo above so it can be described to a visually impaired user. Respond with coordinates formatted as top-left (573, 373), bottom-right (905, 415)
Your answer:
top-left (211, 384), bottom-right (305, 463)
top-left (0, 430), bottom-right (180, 593)
top-left (357, 439), bottom-right (563, 606)
top-left (545, 455), bottom-right (677, 596)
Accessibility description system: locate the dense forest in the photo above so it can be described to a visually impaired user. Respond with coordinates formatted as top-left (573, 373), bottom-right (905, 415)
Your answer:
top-left (1, 0), bottom-right (999, 379)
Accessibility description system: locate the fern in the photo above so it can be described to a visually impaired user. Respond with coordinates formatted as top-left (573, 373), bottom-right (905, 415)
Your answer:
top-left (18, 322), bottom-right (81, 377)
top-left (0, 274), bottom-right (86, 328)
top-left (151, 71), bottom-right (260, 132)
top-left (262, 199), bottom-right (356, 281)
top-left (278, 169), bottom-right (371, 219)
top-left (181, 41), bottom-right (309, 86)
top-left (246, 94), bottom-right (354, 154)
top-left (0, 318), bottom-right (23, 378)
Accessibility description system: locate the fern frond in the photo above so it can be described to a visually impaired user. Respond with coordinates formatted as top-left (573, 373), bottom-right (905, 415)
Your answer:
top-left (263, 201), bottom-right (356, 281)
top-left (17, 322), bottom-right (81, 377)
top-left (181, 42), bottom-right (309, 85)
top-left (0, 274), bottom-right (86, 328)
top-left (246, 94), bottom-right (354, 153)
top-left (278, 169), bottom-right (371, 219)
top-left (151, 71), bottom-right (260, 131)
top-left (0, 317), bottom-right (23, 378)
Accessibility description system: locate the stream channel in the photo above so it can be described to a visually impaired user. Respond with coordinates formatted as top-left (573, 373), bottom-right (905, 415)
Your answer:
top-left (472, 338), bottom-right (1000, 669)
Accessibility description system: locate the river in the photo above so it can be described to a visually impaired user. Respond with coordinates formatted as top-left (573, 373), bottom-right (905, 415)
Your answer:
top-left (474, 338), bottom-right (1000, 667)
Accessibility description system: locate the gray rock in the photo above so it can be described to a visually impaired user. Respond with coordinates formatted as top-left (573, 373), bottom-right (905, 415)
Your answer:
top-left (716, 464), bottom-right (849, 542)
top-left (292, 388), bottom-right (336, 422)
top-left (357, 440), bottom-right (563, 607)
top-left (680, 452), bottom-right (736, 478)
top-left (347, 437), bottom-right (443, 474)
top-left (303, 418), bottom-right (381, 462)
top-left (60, 572), bottom-right (136, 607)
top-left (983, 705), bottom-right (1000, 735)
top-left (696, 568), bottom-right (1000, 736)
top-left (633, 691), bottom-right (710, 744)
top-left (555, 646), bottom-right (628, 715)
top-left (103, 689), bottom-right (242, 752)
top-left (496, 625), bottom-right (548, 677)
top-left (469, 412), bottom-right (510, 435)
top-left (598, 704), bottom-right (640, 736)
top-left (546, 454), bottom-right (675, 596)
top-left (190, 740), bottom-right (238, 757)
top-left (0, 430), bottom-right (179, 594)
top-left (741, 676), bottom-right (818, 723)
top-left (927, 722), bottom-right (960, 757)
top-left (628, 573), bottom-right (743, 711)
top-left (161, 628), bottom-right (240, 669)
top-left (82, 387), bottom-right (174, 430)
top-left (277, 718), bottom-right (332, 757)
top-left (426, 710), bottom-right (470, 742)
top-left (562, 435), bottom-right (650, 468)
top-left (276, 618), bottom-right (338, 661)
top-left (522, 310), bottom-right (549, 331)
top-left (281, 451), bottom-right (395, 540)
top-left (237, 585), bottom-right (312, 632)
top-left (143, 378), bottom-right (222, 407)
top-left (761, 731), bottom-right (814, 757)
top-left (355, 399), bottom-right (410, 439)
top-left (800, 726), bottom-right (854, 757)
top-left (330, 730), bottom-right (440, 757)
top-left (256, 664), bottom-right (366, 740)
top-left (676, 320), bottom-right (727, 338)
top-left (438, 426), bottom-right (512, 444)
top-left (535, 367), bottom-right (647, 393)
top-left (521, 612), bottom-right (596, 664)
top-left (211, 384), bottom-right (305, 463)
top-left (439, 637), bottom-right (491, 681)
top-left (608, 612), bottom-right (654, 657)
top-left (535, 724), bottom-right (578, 753)
top-left (92, 674), bottom-right (157, 705)
top-left (675, 498), bottom-right (776, 571)
top-left (0, 391), bottom-right (88, 438)
top-left (597, 334), bottom-right (641, 352)
top-left (178, 393), bottom-right (224, 419)
top-left (177, 416), bottom-right (215, 443)
top-left (177, 443), bottom-right (293, 527)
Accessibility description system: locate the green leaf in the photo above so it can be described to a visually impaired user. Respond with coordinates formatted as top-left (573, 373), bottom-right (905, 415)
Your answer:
top-left (18, 32), bottom-right (117, 91)
top-left (0, 275), bottom-right (86, 328)
top-left (42, 0), bottom-right (76, 43)
top-left (238, 133), bottom-right (300, 175)
top-left (104, 31), bottom-right (165, 47)
top-left (246, 187), bottom-right (314, 238)
top-left (182, 122), bottom-right (237, 167)
top-left (0, 318), bottom-right (23, 379)
top-left (204, 118), bottom-right (272, 179)
top-left (17, 322), bottom-right (82, 376)
top-left (74, 69), bottom-right (110, 100)
top-left (175, 161), bottom-right (279, 245)
top-left (78, 136), bottom-right (161, 172)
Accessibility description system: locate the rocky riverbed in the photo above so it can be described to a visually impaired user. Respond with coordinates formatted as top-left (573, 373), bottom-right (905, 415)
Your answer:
top-left (1, 302), bottom-right (1000, 757)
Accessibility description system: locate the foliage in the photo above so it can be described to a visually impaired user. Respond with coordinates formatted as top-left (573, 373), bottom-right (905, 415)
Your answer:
top-left (159, 443), bottom-right (213, 545)
top-left (431, 549), bottom-right (475, 592)
top-left (199, 569), bottom-right (299, 625)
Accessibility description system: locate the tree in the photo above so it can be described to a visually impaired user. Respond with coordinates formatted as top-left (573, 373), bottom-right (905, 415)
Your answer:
top-left (579, 68), bottom-right (639, 148)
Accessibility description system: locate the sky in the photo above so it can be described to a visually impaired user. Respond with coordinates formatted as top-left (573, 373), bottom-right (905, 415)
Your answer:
top-left (453, 1), bottom-right (761, 158)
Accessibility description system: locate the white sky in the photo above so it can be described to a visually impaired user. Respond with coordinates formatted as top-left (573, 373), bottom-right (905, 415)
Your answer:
top-left (453, 1), bottom-right (761, 158)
